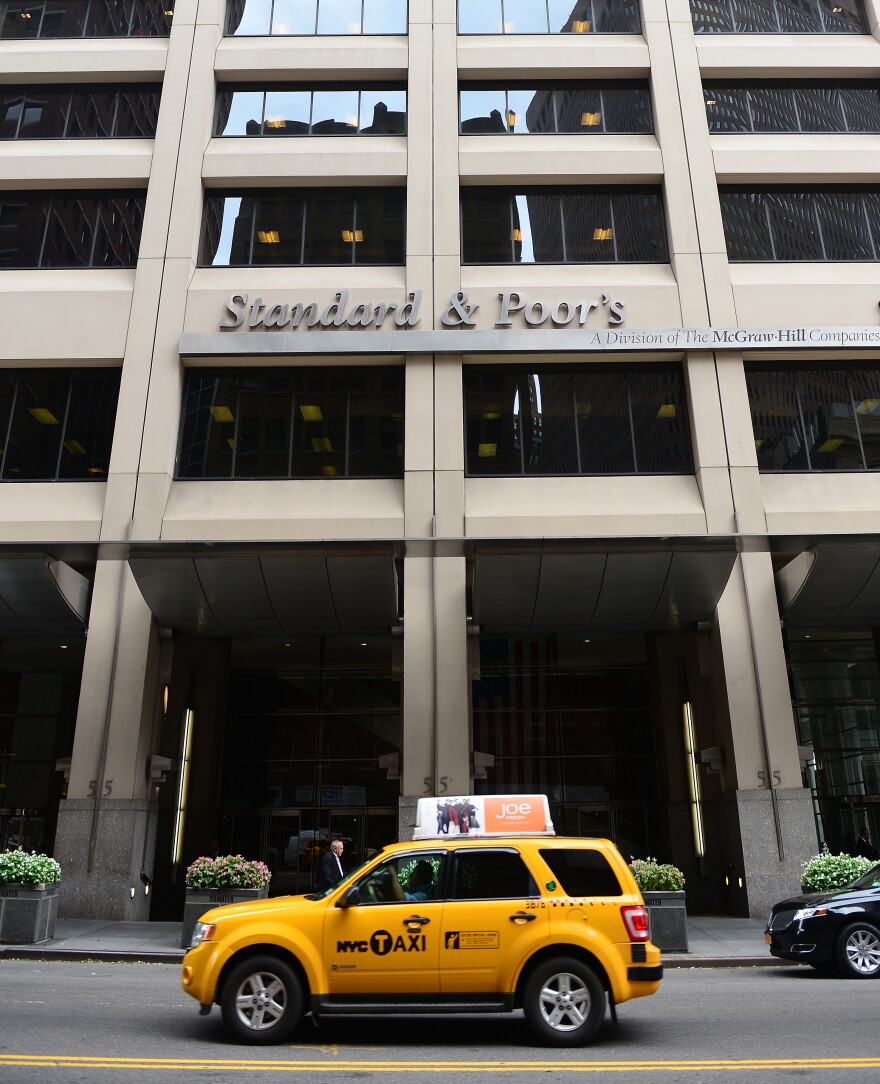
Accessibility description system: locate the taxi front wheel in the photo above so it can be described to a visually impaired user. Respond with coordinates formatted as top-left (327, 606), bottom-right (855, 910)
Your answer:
top-left (523, 957), bottom-right (605, 1047)
top-left (221, 955), bottom-right (303, 1044)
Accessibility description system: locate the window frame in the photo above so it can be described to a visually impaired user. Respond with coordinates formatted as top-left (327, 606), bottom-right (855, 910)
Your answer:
top-left (704, 80), bottom-right (880, 133)
top-left (448, 847), bottom-right (540, 901)
top-left (213, 83), bottom-right (407, 138)
top-left (0, 83), bottom-right (161, 140)
top-left (458, 81), bottom-right (653, 135)
top-left (225, 0), bottom-right (409, 37)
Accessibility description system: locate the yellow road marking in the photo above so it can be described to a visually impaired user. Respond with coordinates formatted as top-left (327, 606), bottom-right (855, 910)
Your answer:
top-left (2, 1056), bottom-right (880, 1073)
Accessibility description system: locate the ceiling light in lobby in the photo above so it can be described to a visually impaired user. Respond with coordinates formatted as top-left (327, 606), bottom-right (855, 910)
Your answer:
top-left (571, 20), bottom-right (590, 32)
top-left (29, 407), bottom-right (59, 425)
top-left (593, 228), bottom-right (613, 241)
top-left (265, 117), bottom-right (287, 128)
top-left (478, 443), bottom-right (497, 457)
top-left (656, 404), bottom-right (677, 419)
top-left (64, 440), bottom-right (87, 455)
top-left (211, 405), bottom-right (235, 423)
top-left (300, 404), bottom-right (323, 422)
top-left (856, 398), bottom-right (880, 415)
top-left (581, 112), bottom-right (601, 127)
top-left (312, 436), bottom-right (333, 452)
top-left (256, 230), bottom-right (280, 243)
top-left (341, 229), bottom-right (364, 243)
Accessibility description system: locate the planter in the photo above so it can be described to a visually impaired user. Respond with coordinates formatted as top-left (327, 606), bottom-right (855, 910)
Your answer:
top-left (0, 882), bottom-right (60, 944)
top-left (642, 890), bottom-right (688, 952)
top-left (182, 887), bottom-right (269, 949)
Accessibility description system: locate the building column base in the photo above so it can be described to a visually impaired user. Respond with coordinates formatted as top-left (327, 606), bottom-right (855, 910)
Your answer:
top-left (725, 788), bottom-right (817, 918)
top-left (53, 798), bottom-right (157, 920)
top-left (398, 795), bottom-right (420, 842)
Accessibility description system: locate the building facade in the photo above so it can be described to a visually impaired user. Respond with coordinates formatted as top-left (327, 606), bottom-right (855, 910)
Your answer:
top-left (1, 0), bottom-right (880, 921)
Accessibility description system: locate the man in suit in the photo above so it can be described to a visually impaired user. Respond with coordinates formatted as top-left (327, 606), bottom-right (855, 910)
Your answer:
top-left (317, 839), bottom-right (345, 892)
top-left (855, 828), bottom-right (877, 861)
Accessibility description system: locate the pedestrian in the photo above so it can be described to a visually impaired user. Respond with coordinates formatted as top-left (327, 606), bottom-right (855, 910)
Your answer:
top-left (317, 839), bottom-right (346, 891)
top-left (855, 828), bottom-right (877, 861)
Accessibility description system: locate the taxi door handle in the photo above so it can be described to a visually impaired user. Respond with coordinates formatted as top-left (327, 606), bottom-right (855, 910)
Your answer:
top-left (404, 915), bottom-right (430, 925)
top-left (509, 912), bottom-right (536, 923)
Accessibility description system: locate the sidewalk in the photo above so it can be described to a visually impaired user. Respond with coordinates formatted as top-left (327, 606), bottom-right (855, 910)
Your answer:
top-left (0, 914), bottom-right (778, 968)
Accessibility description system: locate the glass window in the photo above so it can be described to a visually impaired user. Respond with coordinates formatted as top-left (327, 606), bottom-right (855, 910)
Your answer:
top-left (12, 88), bottom-right (68, 138)
top-left (459, 0), bottom-right (502, 33)
top-left (177, 374), bottom-right (237, 479)
top-left (66, 89), bottom-right (117, 138)
top-left (719, 190), bottom-right (773, 260)
top-left (347, 370), bottom-right (404, 477)
top-left (765, 191), bottom-right (823, 260)
top-left (503, 0), bottom-right (548, 34)
top-left (460, 89), bottom-right (508, 133)
top-left (201, 194), bottom-right (249, 266)
top-left (93, 193), bottom-right (143, 267)
top-left (252, 194), bottom-right (304, 264)
top-left (115, 87), bottom-right (160, 137)
top-left (353, 190), bottom-right (404, 265)
top-left (691, 0), bottom-right (865, 32)
top-left (290, 374), bottom-right (348, 478)
top-left (311, 88), bottom-right (359, 134)
top-left (357, 852), bottom-right (444, 904)
top-left (58, 370), bottom-right (119, 478)
top-left (592, 0), bottom-right (640, 31)
top-left (303, 192), bottom-right (354, 264)
top-left (0, 193), bottom-right (47, 266)
top-left (359, 88), bottom-right (406, 133)
top-left (462, 188), bottom-right (667, 264)
top-left (507, 89), bottom-right (544, 133)
top-left (602, 84), bottom-right (652, 133)
top-left (316, 0), bottom-right (361, 34)
top-left (0, 0), bottom-right (172, 37)
top-left (216, 89), bottom-right (265, 136)
top-left (840, 85), bottom-right (880, 131)
top-left (704, 86), bottom-right (751, 131)
top-left (851, 371), bottom-right (880, 469)
top-left (263, 89), bottom-right (311, 133)
top-left (3, 371), bottom-right (68, 478)
top-left (798, 370), bottom-right (862, 469)
top-left (362, 0), bottom-right (406, 33)
top-left (234, 374), bottom-right (293, 478)
top-left (792, 86), bottom-right (845, 131)
top-left (271, 0), bottom-right (316, 33)
top-left (746, 369), bottom-right (809, 470)
top-left (748, 85), bottom-right (798, 131)
top-left (465, 367), bottom-right (693, 476)
top-left (40, 197), bottom-right (95, 267)
top-left (451, 849), bottom-right (537, 900)
top-left (816, 191), bottom-right (874, 261)
top-left (539, 848), bottom-right (623, 896)
top-left (229, 0), bottom-right (273, 34)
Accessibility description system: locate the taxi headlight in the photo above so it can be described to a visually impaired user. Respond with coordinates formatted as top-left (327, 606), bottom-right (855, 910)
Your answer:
top-left (793, 906), bottom-right (828, 922)
top-left (190, 921), bottom-right (216, 948)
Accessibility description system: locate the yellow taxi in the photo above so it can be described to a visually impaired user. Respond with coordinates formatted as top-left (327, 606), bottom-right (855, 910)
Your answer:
top-left (181, 795), bottom-right (662, 1046)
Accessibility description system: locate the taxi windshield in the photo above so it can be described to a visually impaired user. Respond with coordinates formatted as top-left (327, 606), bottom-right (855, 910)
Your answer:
top-left (304, 849), bottom-right (384, 900)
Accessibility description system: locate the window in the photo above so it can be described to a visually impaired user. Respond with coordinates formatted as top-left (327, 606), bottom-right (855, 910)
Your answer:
top-left (0, 369), bottom-right (120, 480)
top-left (215, 86), bottom-right (406, 137)
top-left (464, 366), bottom-right (693, 476)
top-left (747, 366), bottom-right (880, 471)
top-left (0, 84), bottom-right (161, 139)
top-left (0, 0), bottom-right (174, 38)
top-left (200, 189), bottom-right (405, 266)
top-left (177, 369), bottom-right (404, 480)
top-left (451, 849), bottom-right (538, 899)
top-left (461, 188), bottom-right (667, 264)
top-left (0, 191), bottom-right (145, 268)
top-left (720, 189), bottom-right (880, 261)
top-left (226, 0), bottom-right (407, 36)
top-left (356, 853), bottom-right (444, 904)
top-left (539, 848), bottom-right (623, 896)
top-left (459, 83), bottom-right (652, 135)
top-left (690, 0), bottom-right (865, 33)
top-left (458, 0), bottom-right (640, 34)
top-left (705, 82), bottom-right (880, 132)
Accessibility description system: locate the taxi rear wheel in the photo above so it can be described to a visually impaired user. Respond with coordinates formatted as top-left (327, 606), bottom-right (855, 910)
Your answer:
top-left (523, 956), bottom-right (605, 1046)
top-left (221, 955), bottom-right (303, 1044)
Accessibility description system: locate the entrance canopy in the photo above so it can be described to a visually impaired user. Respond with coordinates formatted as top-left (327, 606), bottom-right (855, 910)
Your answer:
top-left (0, 556), bottom-right (89, 638)
top-left (128, 546), bottom-right (399, 637)
top-left (471, 542), bottom-right (737, 636)
top-left (777, 542), bottom-right (880, 627)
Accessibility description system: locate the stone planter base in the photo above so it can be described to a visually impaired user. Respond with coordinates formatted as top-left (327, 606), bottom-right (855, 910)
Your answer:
top-left (643, 890), bottom-right (688, 952)
top-left (0, 883), bottom-right (60, 944)
top-left (182, 887), bottom-right (269, 949)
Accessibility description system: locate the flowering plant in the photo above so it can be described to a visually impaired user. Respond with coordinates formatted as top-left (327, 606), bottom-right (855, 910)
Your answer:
top-left (800, 846), bottom-right (873, 893)
top-left (0, 849), bottom-right (61, 886)
top-left (185, 854), bottom-right (271, 891)
top-left (629, 857), bottom-right (686, 892)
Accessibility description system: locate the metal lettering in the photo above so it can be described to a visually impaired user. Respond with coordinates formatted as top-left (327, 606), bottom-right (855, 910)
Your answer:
top-left (373, 301), bottom-right (398, 328)
top-left (320, 291), bottom-right (350, 328)
top-left (496, 291), bottom-right (525, 327)
top-left (394, 290), bottom-right (422, 328)
top-left (221, 293), bottom-right (248, 329)
top-left (442, 291), bottom-right (478, 327)
top-left (248, 297), bottom-right (265, 328)
top-left (263, 303), bottom-right (289, 328)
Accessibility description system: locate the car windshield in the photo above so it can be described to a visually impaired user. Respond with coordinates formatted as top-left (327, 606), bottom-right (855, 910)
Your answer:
top-left (304, 850), bottom-right (384, 900)
top-left (847, 861), bottom-right (880, 891)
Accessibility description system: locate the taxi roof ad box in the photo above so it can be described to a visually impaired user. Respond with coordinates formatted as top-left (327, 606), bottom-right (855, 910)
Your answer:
top-left (413, 794), bottom-right (554, 840)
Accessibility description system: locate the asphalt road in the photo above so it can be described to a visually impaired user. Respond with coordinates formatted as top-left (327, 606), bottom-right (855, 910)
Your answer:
top-left (0, 960), bottom-right (879, 1083)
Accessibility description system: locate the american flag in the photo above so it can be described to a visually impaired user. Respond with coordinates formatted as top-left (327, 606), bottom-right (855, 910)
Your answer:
top-left (472, 638), bottom-right (557, 796)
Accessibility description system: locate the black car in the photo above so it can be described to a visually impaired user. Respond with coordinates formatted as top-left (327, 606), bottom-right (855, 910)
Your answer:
top-left (766, 863), bottom-right (880, 977)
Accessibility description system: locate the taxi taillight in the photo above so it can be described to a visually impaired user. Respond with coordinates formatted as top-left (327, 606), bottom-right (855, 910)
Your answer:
top-left (621, 905), bottom-right (650, 942)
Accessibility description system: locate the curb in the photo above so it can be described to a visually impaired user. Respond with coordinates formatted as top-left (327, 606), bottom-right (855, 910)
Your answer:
top-left (663, 955), bottom-right (795, 969)
top-left (0, 947), bottom-right (185, 964)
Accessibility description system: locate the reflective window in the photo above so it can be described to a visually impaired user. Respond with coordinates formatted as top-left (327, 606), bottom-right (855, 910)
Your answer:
top-left (201, 189), bottom-right (405, 266)
top-left (458, 0), bottom-right (640, 34)
top-left (539, 848), bottom-right (623, 896)
top-left (215, 87), bottom-right (406, 136)
top-left (459, 83), bottom-right (652, 134)
top-left (705, 82), bottom-right (880, 132)
top-left (226, 0), bottom-right (407, 35)
top-left (746, 366), bottom-right (880, 470)
top-left (0, 191), bottom-right (144, 267)
top-left (0, 84), bottom-right (160, 138)
top-left (451, 850), bottom-right (537, 900)
top-left (720, 189), bottom-right (880, 261)
top-left (690, 0), bottom-right (865, 32)
top-left (0, 369), bottom-right (120, 480)
top-left (0, 0), bottom-right (173, 38)
top-left (177, 369), bottom-right (404, 480)
top-left (461, 187), bottom-right (667, 264)
top-left (464, 366), bottom-right (693, 476)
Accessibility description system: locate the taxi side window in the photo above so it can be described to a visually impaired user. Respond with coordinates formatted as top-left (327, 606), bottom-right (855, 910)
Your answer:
top-left (539, 848), bottom-right (623, 897)
top-left (357, 853), bottom-right (444, 904)
top-left (452, 849), bottom-right (538, 900)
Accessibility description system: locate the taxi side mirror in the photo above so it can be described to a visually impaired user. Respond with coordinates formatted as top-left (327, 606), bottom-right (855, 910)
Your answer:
top-left (337, 886), bottom-right (360, 909)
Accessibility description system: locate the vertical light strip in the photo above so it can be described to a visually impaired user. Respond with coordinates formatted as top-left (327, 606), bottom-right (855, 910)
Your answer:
top-left (172, 708), bottom-right (195, 865)
top-left (683, 702), bottom-right (705, 857)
